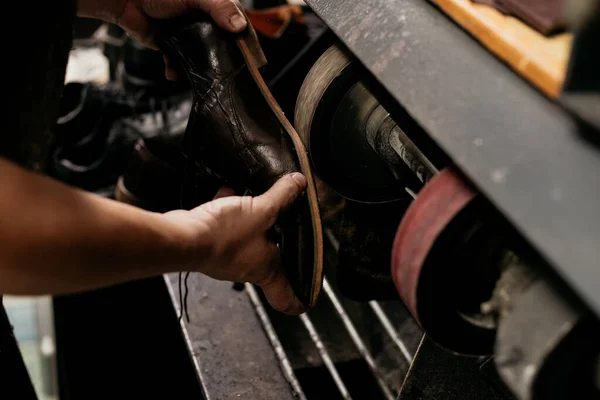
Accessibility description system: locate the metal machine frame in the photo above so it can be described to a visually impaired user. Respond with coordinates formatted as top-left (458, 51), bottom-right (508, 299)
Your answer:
top-left (305, 0), bottom-right (600, 318)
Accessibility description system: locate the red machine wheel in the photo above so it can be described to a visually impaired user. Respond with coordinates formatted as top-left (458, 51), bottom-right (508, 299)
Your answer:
top-left (392, 168), bottom-right (476, 319)
top-left (392, 168), bottom-right (497, 355)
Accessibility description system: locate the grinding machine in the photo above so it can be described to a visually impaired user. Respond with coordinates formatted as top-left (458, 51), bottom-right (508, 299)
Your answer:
top-left (286, 0), bottom-right (600, 397)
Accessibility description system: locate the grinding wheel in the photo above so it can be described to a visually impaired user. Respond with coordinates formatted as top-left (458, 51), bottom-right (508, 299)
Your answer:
top-left (392, 168), bottom-right (497, 355)
top-left (295, 43), bottom-right (406, 203)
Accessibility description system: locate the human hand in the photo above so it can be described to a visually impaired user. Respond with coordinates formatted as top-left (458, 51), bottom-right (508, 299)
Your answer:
top-left (163, 173), bottom-right (308, 315)
top-left (77, 0), bottom-right (247, 78)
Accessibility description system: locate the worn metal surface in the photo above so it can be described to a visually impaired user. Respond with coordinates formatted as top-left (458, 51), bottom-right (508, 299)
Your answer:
top-left (162, 231), bottom-right (426, 399)
top-left (400, 336), bottom-right (513, 400)
top-left (480, 252), bottom-right (539, 319)
top-left (245, 283), bottom-right (308, 400)
top-left (295, 43), bottom-right (407, 203)
top-left (494, 278), bottom-right (600, 400)
top-left (164, 273), bottom-right (297, 400)
top-left (388, 125), bottom-right (437, 184)
top-left (305, 0), bottom-right (600, 317)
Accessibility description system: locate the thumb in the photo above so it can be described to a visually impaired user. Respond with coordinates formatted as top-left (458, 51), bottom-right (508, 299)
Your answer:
top-left (254, 173), bottom-right (307, 222)
top-left (140, 0), bottom-right (247, 32)
top-left (198, 0), bottom-right (248, 32)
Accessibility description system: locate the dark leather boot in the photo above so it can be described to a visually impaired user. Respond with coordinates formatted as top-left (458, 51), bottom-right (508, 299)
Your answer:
top-left (155, 11), bottom-right (323, 309)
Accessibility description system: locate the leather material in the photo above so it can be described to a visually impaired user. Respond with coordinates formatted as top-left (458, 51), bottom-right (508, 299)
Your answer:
top-left (502, 0), bottom-right (565, 35)
top-left (156, 11), bottom-right (323, 308)
top-left (472, 0), bottom-right (565, 34)
top-left (157, 16), bottom-right (296, 193)
top-left (471, 0), bottom-right (509, 13)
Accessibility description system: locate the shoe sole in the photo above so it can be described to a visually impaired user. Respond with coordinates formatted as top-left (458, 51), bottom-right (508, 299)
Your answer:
top-left (237, 19), bottom-right (324, 309)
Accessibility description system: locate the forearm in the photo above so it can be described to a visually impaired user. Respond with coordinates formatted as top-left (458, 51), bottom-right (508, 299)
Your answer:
top-left (0, 158), bottom-right (204, 295)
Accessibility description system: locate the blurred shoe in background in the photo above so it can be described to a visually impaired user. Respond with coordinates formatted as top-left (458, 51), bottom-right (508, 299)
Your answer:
top-left (116, 135), bottom-right (220, 213)
top-left (50, 37), bottom-right (192, 195)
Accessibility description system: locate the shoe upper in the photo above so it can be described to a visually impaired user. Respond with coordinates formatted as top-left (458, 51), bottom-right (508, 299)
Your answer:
top-left (157, 12), bottom-right (299, 195)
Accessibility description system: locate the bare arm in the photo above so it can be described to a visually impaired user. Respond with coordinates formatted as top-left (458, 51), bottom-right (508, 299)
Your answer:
top-left (0, 158), bottom-right (306, 314)
top-left (0, 0), bottom-right (306, 314)
top-left (0, 157), bottom-right (200, 295)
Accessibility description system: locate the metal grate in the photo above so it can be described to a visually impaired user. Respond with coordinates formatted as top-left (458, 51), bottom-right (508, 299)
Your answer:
top-left (246, 283), bottom-right (308, 400)
top-left (163, 108), bottom-right (434, 399)
top-left (246, 229), bottom-right (422, 400)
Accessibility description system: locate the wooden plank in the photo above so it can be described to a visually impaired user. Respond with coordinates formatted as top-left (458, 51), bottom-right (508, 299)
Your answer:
top-left (430, 0), bottom-right (572, 98)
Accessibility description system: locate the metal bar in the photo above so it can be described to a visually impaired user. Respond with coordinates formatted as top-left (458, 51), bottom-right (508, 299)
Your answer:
top-left (163, 274), bottom-right (298, 400)
top-left (325, 228), bottom-right (413, 365)
top-left (405, 187), bottom-right (418, 199)
top-left (323, 279), bottom-right (396, 400)
top-left (164, 277), bottom-right (213, 400)
top-left (325, 227), bottom-right (340, 251)
top-left (400, 335), bottom-right (508, 399)
top-left (369, 301), bottom-right (413, 364)
top-left (389, 125), bottom-right (438, 184)
top-left (245, 284), bottom-right (308, 400)
top-left (299, 313), bottom-right (353, 400)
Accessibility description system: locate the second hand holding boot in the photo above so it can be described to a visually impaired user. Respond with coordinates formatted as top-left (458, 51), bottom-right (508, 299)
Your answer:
top-left (155, 11), bottom-right (323, 310)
